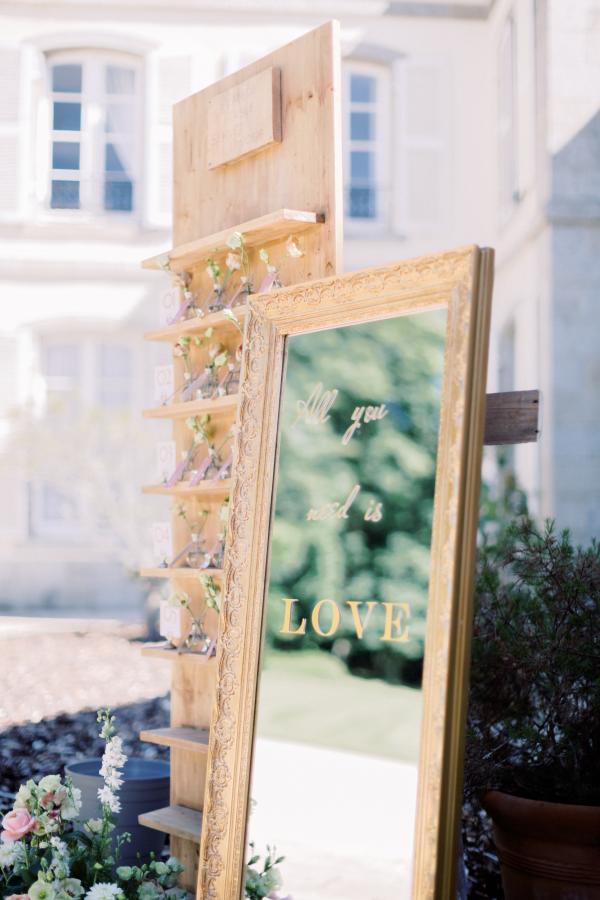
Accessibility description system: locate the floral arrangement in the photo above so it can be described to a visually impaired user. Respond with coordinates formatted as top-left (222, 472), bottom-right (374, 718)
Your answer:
top-left (245, 843), bottom-right (289, 900)
top-left (167, 591), bottom-right (212, 654)
top-left (198, 574), bottom-right (221, 613)
top-left (0, 710), bottom-right (187, 900)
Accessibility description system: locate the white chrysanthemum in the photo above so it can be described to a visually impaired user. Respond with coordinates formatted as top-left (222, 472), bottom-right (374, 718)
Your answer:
top-left (0, 839), bottom-right (22, 867)
top-left (85, 883), bottom-right (122, 899)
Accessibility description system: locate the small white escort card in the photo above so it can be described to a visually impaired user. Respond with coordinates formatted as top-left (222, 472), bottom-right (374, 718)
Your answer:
top-left (159, 287), bottom-right (181, 327)
top-left (156, 441), bottom-right (177, 483)
top-left (154, 364), bottom-right (175, 405)
top-left (151, 521), bottom-right (172, 566)
top-left (159, 599), bottom-right (183, 641)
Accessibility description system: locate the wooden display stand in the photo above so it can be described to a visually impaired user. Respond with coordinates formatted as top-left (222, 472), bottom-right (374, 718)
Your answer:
top-left (137, 23), bottom-right (342, 894)
top-left (138, 20), bottom-right (539, 897)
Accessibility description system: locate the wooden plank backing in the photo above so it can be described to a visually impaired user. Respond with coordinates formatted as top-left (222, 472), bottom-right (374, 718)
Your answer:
top-left (484, 390), bottom-right (540, 445)
top-left (173, 21), bottom-right (342, 283)
top-left (207, 66), bottom-right (281, 169)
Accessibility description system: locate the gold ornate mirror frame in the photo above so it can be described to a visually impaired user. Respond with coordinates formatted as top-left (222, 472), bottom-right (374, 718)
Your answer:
top-left (198, 245), bottom-right (494, 899)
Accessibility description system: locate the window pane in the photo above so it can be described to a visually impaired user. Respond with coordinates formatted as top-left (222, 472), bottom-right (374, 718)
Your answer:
top-left (349, 186), bottom-right (377, 220)
top-left (52, 141), bottom-right (80, 170)
top-left (105, 103), bottom-right (133, 133)
top-left (106, 65), bottom-right (135, 94)
top-left (350, 73), bottom-right (376, 104)
top-left (51, 180), bottom-right (80, 209)
top-left (40, 483), bottom-right (78, 523)
top-left (350, 150), bottom-right (372, 181)
top-left (97, 344), bottom-right (131, 378)
top-left (350, 110), bottom-right (374, 141)
top-left (105, 143), bottom-right (128, 173)
top-left (104, 180), bottom-right (133, 211)
top-left (52, 64), bottom-right (82, 93)
top-left (42, 344), bottom-right (80, 378)
top-left (53, 101), bottom-right (81, 131)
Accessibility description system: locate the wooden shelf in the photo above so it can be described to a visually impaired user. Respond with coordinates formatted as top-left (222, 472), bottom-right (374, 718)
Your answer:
top-left (144, 305), bottom-right (248, 343)
top-left (140, 726), bottom-right (210, 753)
top-left (143, 394), bottom-right (238, 420)
top-left (141, 643), bottom-right (218, 661)
top-left (138, 804), bottom-right (202, 843)
top-left (142, 208), bottom-right (324, 273)
top-left (142, 479), bottom-right (232, 498)
top-left (140, 567), bottom-right (223, 580)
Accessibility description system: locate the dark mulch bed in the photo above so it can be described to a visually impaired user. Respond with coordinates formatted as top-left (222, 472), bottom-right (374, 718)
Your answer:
top-left (0, 696), bottom-right (170, 807)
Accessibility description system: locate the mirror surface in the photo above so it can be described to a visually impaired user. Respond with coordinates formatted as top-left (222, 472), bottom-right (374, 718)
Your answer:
top-left (245, 310), bottom-right (446, 900)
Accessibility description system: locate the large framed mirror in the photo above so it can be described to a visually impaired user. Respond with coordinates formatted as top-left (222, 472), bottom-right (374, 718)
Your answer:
top-left (198, 247), bottom-right (494, 900)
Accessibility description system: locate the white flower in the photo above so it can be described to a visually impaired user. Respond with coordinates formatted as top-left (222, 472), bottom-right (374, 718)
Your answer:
top-left (29, 882), bottom-right (57, 900)
top-left (0, 839), bottom-right (22, 867)
top-left (61, 787), bottom-right (81, 820)
top-left (103, 737), bottom-right (126, 769)
top-left (225, 252), bottom-right (241, 271)
top-left (286, 236), bottom-right (304, 258)
top-left (85, 883), bottom-right (122, 899)
top-left (14, 781), bottom-right (34, 808)
top-left (104, 772), bottom-right (123, 791)
top-left (83, 818), bottom-right (103, 834)
top-left (39, 774), bottom-right (62, 793)
top-left (56, 878), bottom-right (84, 898)
top-left (259, 248), bottom-right (269, 264)
top-left (97, 786), bottom-right (121, 814)
top-left (226, 231), bottom-right (243, 250)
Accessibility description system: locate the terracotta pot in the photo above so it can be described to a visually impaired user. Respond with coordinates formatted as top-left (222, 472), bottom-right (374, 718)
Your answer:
top-left (483, 790), bottom-right (600, 899)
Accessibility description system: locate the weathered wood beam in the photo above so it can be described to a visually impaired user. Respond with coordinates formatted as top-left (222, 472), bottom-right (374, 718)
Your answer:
top-left (484, 390), bottom-right (540, 446)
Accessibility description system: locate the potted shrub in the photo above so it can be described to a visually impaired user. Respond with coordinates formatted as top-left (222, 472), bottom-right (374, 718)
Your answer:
top-left (465, 517), bottom-right (600, 899)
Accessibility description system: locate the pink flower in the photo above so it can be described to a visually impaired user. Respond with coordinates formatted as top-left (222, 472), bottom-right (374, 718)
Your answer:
top-left (6, 895), bottom-right (29, 899)
top-left (1, 808), bottom-right (36, 842)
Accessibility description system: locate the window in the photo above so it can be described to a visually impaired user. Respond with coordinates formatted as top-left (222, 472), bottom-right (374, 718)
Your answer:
top-left (344, 65), bottom-right (390, 226)
top-left (41, 341), bottom-right (81, 417)
top-left (48, 52), bottom-right (140, 215)
top-left (96, 343), bottom-right (132, 409)
top-left (498, 14), bottom-right (518, 216)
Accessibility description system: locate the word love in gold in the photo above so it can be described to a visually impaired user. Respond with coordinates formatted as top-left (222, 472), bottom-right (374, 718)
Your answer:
top-left (293, 382), bottom-right (338, 427)
top-left (280, 597), bottom-right (411, 643)
top-left (306, 484), bottom-right (383, 522)
top-left (342, 403), bottom-right (388, 445)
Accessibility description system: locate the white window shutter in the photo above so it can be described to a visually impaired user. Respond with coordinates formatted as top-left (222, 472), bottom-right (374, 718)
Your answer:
top-left (0, 45), bottom-right (24, 219)
top-left (393, 58), bottom-right (449, 237)
top-left (145, 54), bottom-right (191, 228)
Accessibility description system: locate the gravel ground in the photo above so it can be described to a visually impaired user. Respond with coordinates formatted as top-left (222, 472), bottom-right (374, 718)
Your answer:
top-left (0, 627), bottom-right (172, 803)
top-left (1, 630), bottom-right (170, 729)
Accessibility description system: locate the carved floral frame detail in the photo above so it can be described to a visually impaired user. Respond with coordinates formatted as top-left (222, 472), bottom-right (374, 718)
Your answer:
top-left (197, 245), bottom-right (494, 900)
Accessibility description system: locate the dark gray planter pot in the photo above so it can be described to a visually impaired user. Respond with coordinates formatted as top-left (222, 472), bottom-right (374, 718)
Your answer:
top-left (66, 757), bottom-right (170, 866)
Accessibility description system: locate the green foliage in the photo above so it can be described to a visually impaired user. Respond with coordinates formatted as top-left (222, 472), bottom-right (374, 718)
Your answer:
top-left (266, 312), bottom-right (446, 684)
top-left (465, 516), bottom-right (600, 804)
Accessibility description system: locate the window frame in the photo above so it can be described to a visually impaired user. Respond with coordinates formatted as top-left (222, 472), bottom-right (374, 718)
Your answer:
top-left (498, 12), bottom-right (519, 222)
top-left (343, 61), bottom-right (392, 235)
top-left (43, 48), bottom-right (143, 221)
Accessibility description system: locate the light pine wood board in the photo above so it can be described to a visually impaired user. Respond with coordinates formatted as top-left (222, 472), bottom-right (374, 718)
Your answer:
top-left (172, 21), bottom-right (342, 282)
